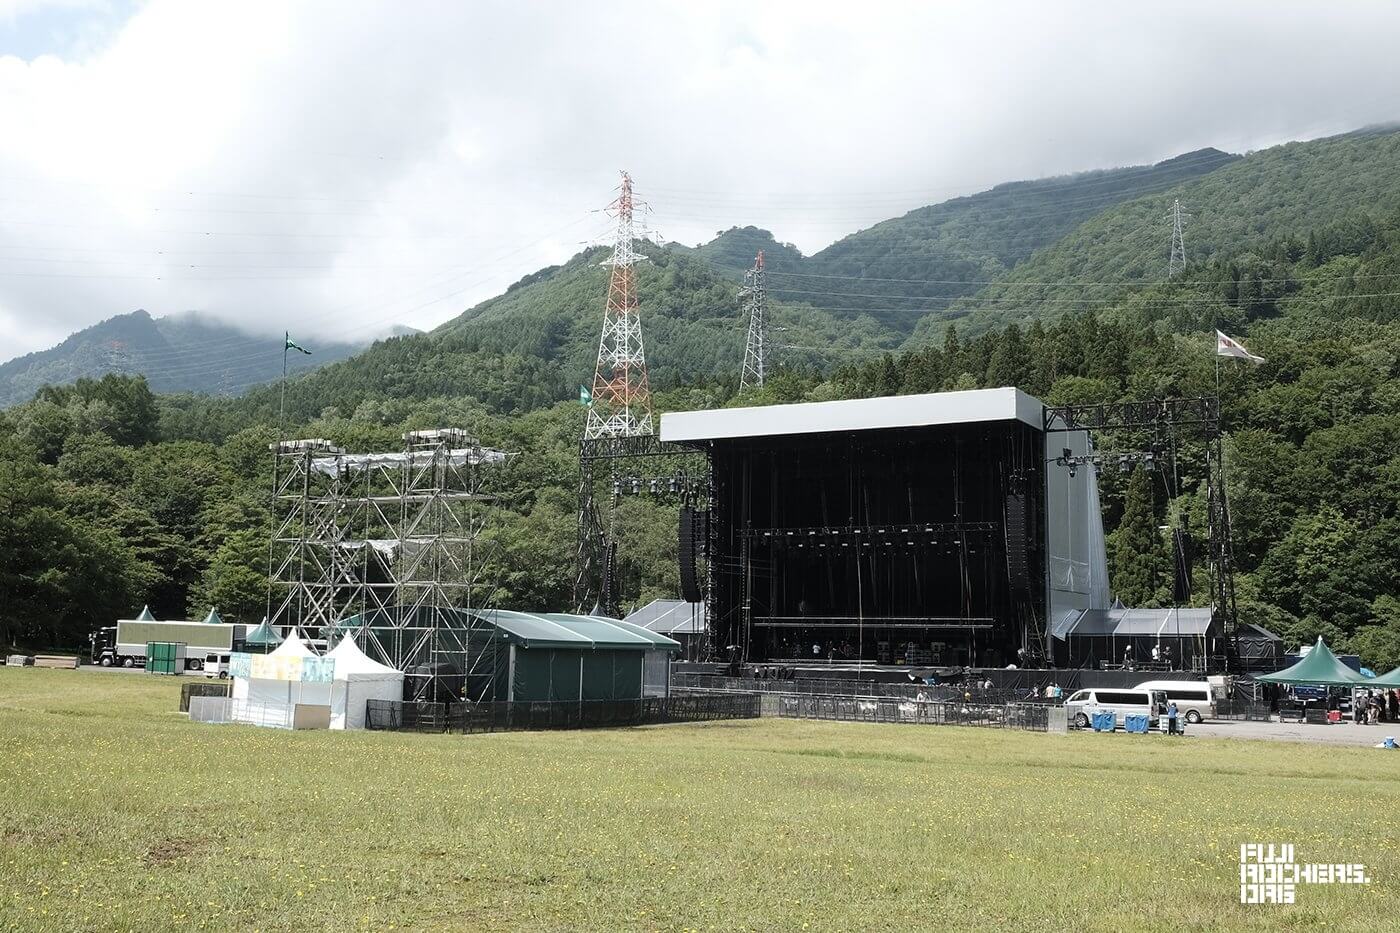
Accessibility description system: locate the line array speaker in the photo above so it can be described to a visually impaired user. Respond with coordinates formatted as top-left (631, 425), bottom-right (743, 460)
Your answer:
top-left (1005, 492), bottom-right (1030, 590)
top-left (679, 506), bottom-right (702, 603)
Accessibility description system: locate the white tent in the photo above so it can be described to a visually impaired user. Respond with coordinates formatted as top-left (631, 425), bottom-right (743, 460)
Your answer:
top-left (231, 630), bottom-right (333, 728)
top-left (327, 635), bottom-right (403, 730)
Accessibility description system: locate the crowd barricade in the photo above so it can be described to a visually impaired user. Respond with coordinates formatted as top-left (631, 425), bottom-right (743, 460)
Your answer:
top-left (365, 692), bottom-right (763, 734)
top-left (671, 673), bottom-right (1057, 705)
top-left (770, 693), bottom-right (1052, 731)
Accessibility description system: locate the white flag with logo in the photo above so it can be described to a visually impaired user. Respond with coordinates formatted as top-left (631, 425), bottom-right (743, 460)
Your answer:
top-left (1216, 330), bottom-right (1264, 363)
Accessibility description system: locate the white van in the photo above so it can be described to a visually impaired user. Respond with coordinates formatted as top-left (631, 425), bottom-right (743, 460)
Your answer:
top-left (1134, 680), bottom-right (1215, 723)
top-left (203, 653), bottom-right (232, 679)
top-left (1065, 688), bottom-right (1164, 729)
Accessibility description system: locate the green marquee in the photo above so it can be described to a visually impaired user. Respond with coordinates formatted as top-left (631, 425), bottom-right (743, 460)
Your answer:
top-left (1254, 637), bottom-right (1371, 686)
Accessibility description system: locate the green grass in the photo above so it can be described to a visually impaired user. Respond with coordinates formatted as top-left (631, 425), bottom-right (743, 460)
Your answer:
top-left (2, 669), bottom-right (1397, 932)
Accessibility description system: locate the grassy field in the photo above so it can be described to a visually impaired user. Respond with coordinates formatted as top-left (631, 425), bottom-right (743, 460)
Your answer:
top-left (2, 669), bottom-right (1397, 932)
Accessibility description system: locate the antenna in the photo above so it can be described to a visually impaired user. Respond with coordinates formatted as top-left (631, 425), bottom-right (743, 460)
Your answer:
top-left (1167, 198), bottom-right (1190, 278)
top-left (739, 250), bottom-right (767, 391)
top-left (584, 171), bottom-right (654, 439)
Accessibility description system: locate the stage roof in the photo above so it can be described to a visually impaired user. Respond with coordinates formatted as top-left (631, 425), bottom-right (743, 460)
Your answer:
top-left (624, 599), bottom-right (706, 635)
top-left (1052, 607), bottom-right (1216, 641)
top-left (660, 387), bottom-right (1045, 443)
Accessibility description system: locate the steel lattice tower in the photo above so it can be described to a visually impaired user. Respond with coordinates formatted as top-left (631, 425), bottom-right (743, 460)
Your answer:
top-left (739, 250), bottom-right (767, 391)
top-left (585, 172), bottom-right (653, 439)
top-left (1168, 198), bottom-right (1189, 278)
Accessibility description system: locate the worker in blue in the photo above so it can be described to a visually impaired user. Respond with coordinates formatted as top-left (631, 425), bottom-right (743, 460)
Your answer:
top-left (1167, 700), bottom-right (1180, 736)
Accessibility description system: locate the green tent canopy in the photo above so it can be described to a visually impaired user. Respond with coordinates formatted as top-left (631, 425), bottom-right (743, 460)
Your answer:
top-left (135, 605), bottom-right (157, 621)
top-left (244, 617), bottom-right (283, 648)
top-left (201, 607), bottom-right (224, 625)
top-left (1366, 666), bottom-right (1400, 688)
top-left (1254, 637), bottom-right (1371, 686)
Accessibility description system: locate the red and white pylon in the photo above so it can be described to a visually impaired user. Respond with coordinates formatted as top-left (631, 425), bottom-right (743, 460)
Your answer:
top-left (585, 171), bottom-right (654, 439)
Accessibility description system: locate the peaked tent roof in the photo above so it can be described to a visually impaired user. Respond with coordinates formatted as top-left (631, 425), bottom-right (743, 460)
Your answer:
top-left (328, 635), bottom-right (402, 680)
top-left (1366, 665), bottom-right (1400, 688)
top-left (135, 605), bottom-right (157, 621)
top-left (268, 628), bottom-right (317, 659)
top-left (201, 607), bottom-right (224, 625)
top-left (1255, 637), bottom-right (1371, 686)
top-left (244, 618), bottom-right (283, 647)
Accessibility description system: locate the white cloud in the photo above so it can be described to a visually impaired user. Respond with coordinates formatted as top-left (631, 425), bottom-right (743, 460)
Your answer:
top-left (2, 0), bottom-right (1399, 362)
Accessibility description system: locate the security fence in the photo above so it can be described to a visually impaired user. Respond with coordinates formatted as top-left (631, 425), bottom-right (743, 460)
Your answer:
top-left (671, 673), bottom-right (1054, 705)
top-left (1213, 697), bottom-right (1274, 721)
top-left (365, 692), bottom-right (762, 734)
top-left (178, 680), bottom-right (231, 712)
top-left (771, 693), bottom-right (1054, 731)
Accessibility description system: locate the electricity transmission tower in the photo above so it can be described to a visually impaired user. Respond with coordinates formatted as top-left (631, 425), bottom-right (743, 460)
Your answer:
top-left (1167, 198), bottom-right (1190, 278)
top-left (585, 171), bottom-right (654, 439)
top-left (739, 250), bottom-right (767, 391)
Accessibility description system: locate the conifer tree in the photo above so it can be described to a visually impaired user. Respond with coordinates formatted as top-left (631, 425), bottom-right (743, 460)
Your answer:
top-left (1111, 467), bottom-right (1169, 607)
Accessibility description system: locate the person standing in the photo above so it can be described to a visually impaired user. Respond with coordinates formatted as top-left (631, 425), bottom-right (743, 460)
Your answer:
top-left (1167, 700), bottom-right (1180, 736)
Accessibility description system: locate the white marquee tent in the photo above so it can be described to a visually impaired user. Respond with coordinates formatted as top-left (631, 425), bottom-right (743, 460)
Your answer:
top-left (230, 629), bottom-right (333, 728)
top-left (327, 635), bottom-right (404, 730)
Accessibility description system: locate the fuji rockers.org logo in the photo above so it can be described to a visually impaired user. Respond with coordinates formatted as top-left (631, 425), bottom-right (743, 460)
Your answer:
top-left (1239, 843), bottom-right (1369, 904)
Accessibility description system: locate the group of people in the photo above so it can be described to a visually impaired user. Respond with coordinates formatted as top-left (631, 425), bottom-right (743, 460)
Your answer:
top-left (1120, 643), bottom-right (1174, 671)
top-left (1354, 688), bottom-right (1400, 724)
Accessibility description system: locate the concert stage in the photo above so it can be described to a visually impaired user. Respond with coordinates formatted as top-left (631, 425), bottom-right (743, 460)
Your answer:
top-left (662, 388), bottom-right (1112, 668)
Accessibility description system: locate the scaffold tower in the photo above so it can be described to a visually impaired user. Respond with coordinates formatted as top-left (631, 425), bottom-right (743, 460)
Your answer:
top-left (268, 429), bottom-right (507, 699)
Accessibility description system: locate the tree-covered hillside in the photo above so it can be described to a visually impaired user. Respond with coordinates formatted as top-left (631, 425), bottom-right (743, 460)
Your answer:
top-left (672, 226), bottom-right (804, 277)
top-left (0, 309), bottom-right (372, 407)
top-left (8, 127), bottom-right (1400, 674)
top-left (775, 147), bottom-right (1238, 331)
top-left (158, 243), bottom-right (901, 438)
top-left (941, 125), bottom-right (1400, 339)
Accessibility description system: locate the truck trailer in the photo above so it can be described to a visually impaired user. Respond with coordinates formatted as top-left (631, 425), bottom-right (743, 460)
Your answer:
top-left (89, 620), bottom-right (249, 671)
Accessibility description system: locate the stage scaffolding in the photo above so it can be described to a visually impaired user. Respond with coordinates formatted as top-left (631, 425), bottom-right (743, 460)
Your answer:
top-left (268, 429), bottom-right (507, 700)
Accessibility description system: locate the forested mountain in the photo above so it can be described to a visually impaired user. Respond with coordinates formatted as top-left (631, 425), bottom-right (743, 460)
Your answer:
top-left (939, 125), bottom-right (1400, 339)
top-left (0, 309), bottom-right (380, 407)
top-left (158, 243), bottom-right (902, 437)
top-left (777, 147), bottom-right (1239, 331)
top-left (7, 126), bottom-right (1400, 675)
top-left (673, 226), bottom-right (804, 277)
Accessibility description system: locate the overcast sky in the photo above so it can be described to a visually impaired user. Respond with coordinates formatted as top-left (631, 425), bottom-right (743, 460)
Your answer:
top-left (2, 1), bottom-right (1399, 364)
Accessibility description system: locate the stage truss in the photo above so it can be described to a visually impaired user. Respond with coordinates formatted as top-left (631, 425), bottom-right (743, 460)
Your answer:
top-left (1043, 396), bottom-right (1238, 663)
top-left (269, 429), bottom-right (507, 699)
top-left (574, 434), bottom-right (709, 634)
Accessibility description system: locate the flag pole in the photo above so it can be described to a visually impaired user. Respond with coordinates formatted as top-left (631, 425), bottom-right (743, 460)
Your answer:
top-left (269, 331), bottom-right (289, 625)
top-left (279, 330), bottom-right (289, 433)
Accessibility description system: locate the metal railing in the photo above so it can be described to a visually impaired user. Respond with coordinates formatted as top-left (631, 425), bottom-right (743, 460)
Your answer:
top-left (772, 693), bottom-right (1053, 731)
top-left (365, 693), bottom-right (763, 734)
top-left (672, 673), bottom-right (1054, 705)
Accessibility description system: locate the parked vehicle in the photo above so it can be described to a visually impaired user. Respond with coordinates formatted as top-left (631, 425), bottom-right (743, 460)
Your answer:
top-left (89, 620), bottom-right (246, 671)
top-left (202, 653), bottom-right (233, 679)
top-left (1064, 688), bottom-right (1165, 729)
top-left (1133, 679), bottom-right (1215, 723)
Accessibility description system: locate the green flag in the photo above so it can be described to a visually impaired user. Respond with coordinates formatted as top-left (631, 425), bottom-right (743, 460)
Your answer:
top-left (578, 385), bottom-right (593, 407)
top-left (285, 333), bottom-right (312, 355)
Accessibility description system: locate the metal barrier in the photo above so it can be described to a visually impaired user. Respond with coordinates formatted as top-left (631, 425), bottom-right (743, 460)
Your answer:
top-left (671, 673), bottom-right (1053, 705)
top-left (772, 693), bottom-right (1052, 731)
top-left (365, 693), bottom-right (762, 734)
top-left (1214, 698), bottom-right (1274, 721)
top-left (179, 680), bottom-right (231, 712)
top-left (188, 696), bottom-right (233, 724)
